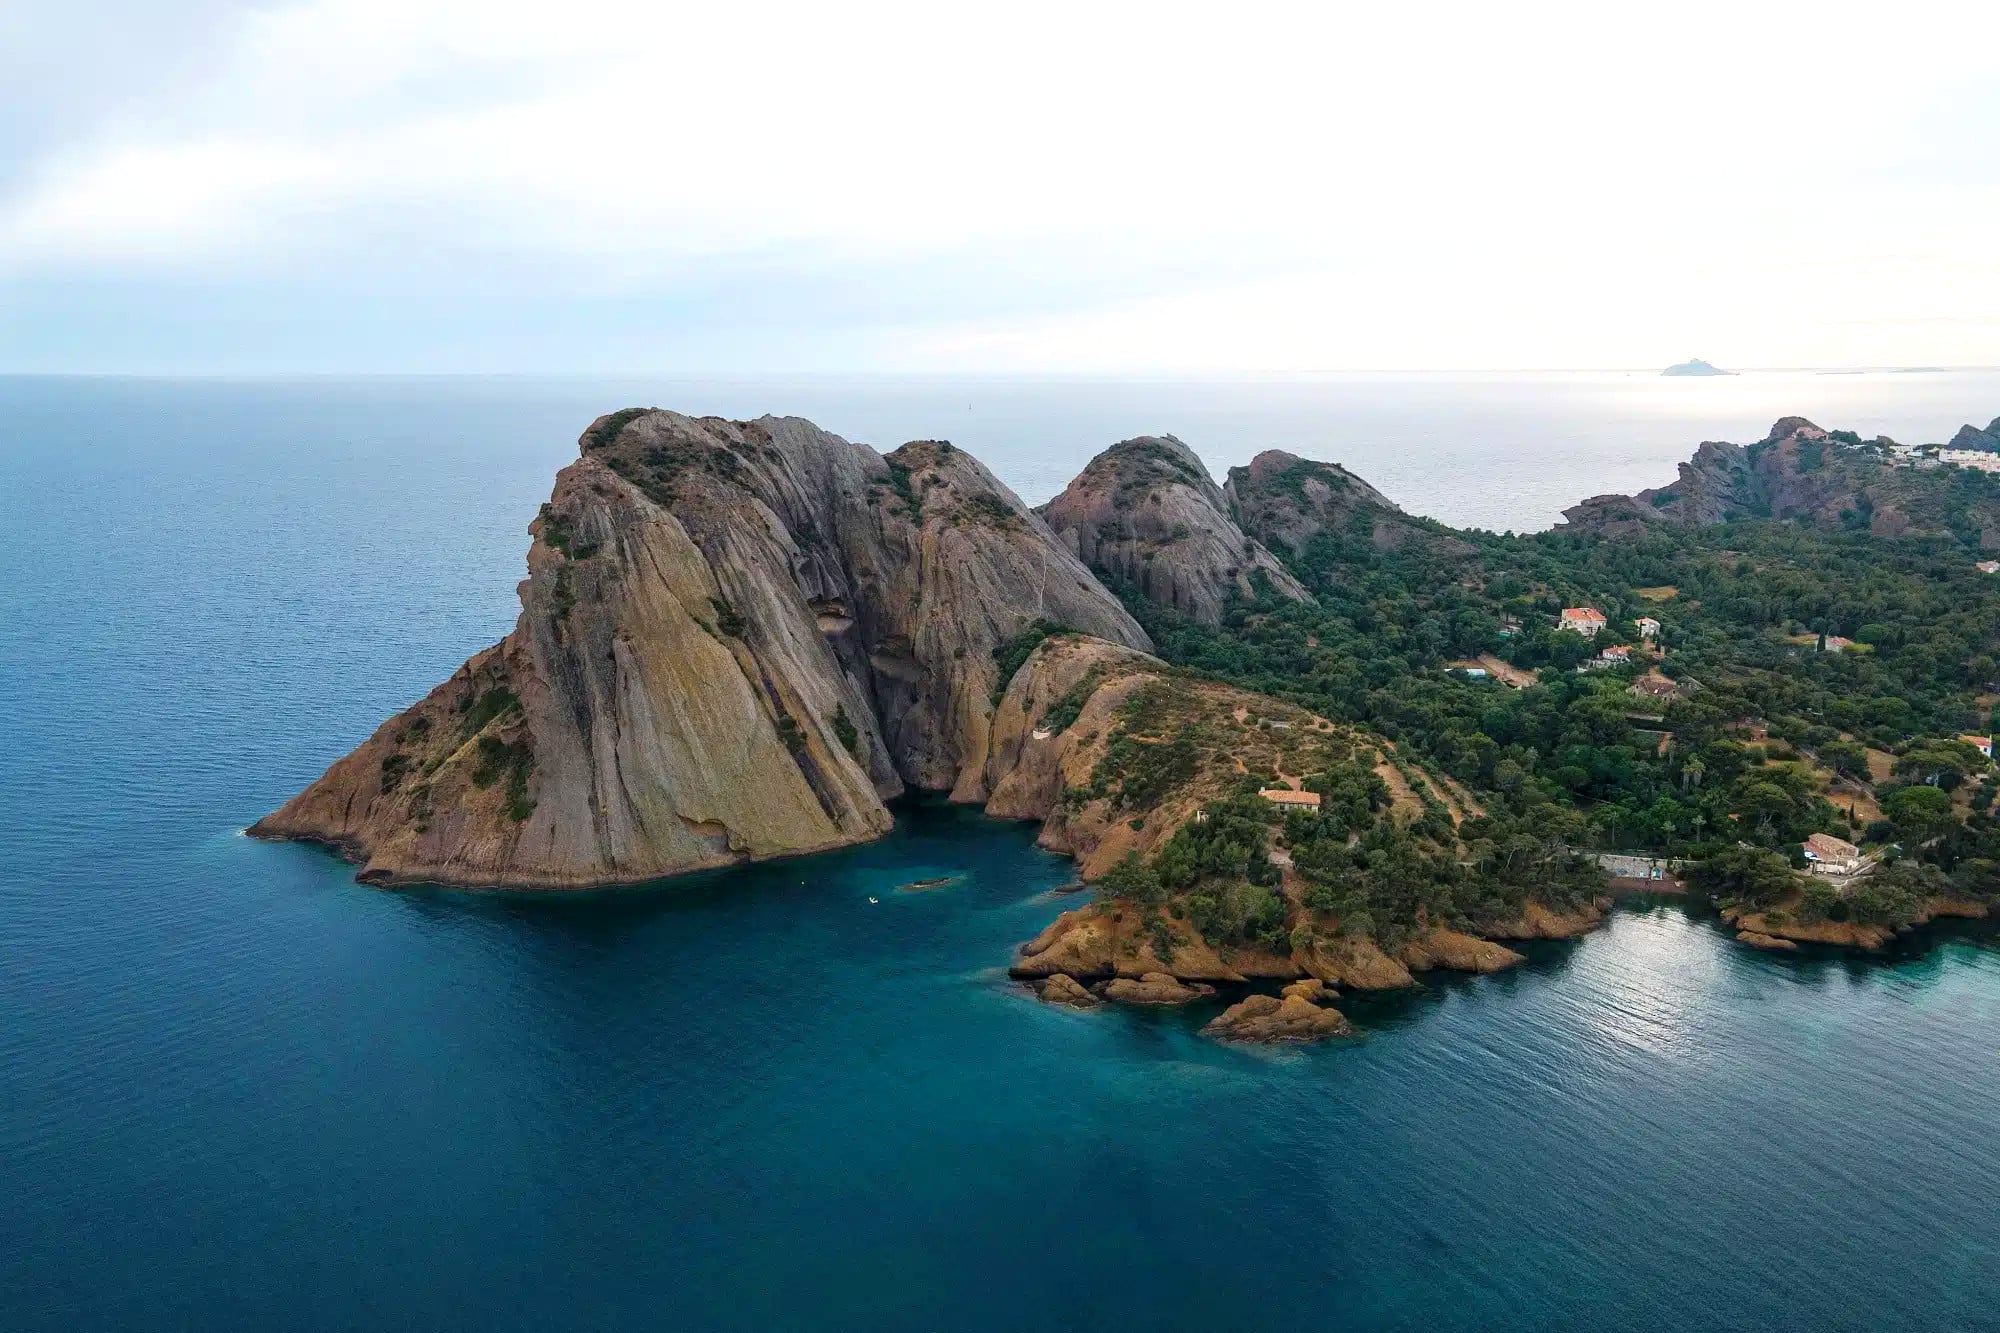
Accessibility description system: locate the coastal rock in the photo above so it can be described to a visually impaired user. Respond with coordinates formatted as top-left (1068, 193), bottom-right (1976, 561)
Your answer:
top-left (1476, 899), bottom-right (1608, 940)
top-left (1736, 929), bottom-right (1800, 952)
top-left (1561, 416), bottom-right (2000, 547)
top-left (1037, 974), bottom-right (1100, 1008)
top-left (1399, 929), bottom-right (1526, 974)
top-left (254, 410), bottom-right (1149, 887)
top-left (1299, 935), bottom-right (1417, 990)
top-left (1040, 436), bottom-right (1311, 625)
top-left (1102, 972), bottom-right (1216, 1005)
top-left (1203, 990), bottom-right (1351, 1043)
top-left (1721, 904), bottom-right (1895, 952)
top-left (1281, 978), bottom-right (1327, 1002)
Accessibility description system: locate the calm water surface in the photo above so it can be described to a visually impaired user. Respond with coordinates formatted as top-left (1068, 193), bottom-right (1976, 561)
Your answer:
top-left (4, 374), bottom-right (1999, 1331)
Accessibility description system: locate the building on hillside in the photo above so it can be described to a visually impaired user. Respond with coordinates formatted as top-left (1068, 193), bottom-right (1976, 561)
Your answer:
top-left (1636, 616), bottom-right (1661, 639)
top-left (1258, 788), bottom-right (1321, 811)
top-left (1598, 644), bottom-right (1632, 664)
top-left (1802, 832), bottom-right (1862, 875)
top-left (1821, 635), bottom-right (1855, 653)
top-left (1558, 607), bottom-right (1608, 636)
top-left (1940, 449), bottom-right (2000, 474)
top-left (1978, 561), bottom-right (2000, 575)
top-left (1962, 735), bottom-right (1993, 760)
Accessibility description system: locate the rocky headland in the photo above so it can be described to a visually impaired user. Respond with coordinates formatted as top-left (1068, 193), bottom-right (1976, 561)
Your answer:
top-left (1562, 415), bottom-right (2000, 546)
top-left (257, 404), bottom-right (1997, 1047)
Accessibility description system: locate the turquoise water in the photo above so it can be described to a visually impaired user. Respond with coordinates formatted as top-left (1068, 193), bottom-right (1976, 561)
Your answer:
top-left (5, 375), bottom-right (2000, 1331)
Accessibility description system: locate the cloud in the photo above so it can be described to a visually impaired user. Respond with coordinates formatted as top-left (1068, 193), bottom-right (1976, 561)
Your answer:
top-left (3, 0), bottom-right (1998, 370)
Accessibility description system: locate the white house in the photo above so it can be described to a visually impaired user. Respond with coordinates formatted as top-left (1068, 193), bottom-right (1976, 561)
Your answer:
top-left (1558, 607), bottom-right (1607, 636)
top-left (1636, 616), bottom-right (1661, 639)
top-left (1962, 734), bottom-right (1993, 761)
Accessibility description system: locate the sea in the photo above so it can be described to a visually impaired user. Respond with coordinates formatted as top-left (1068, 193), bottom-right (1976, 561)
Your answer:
top-left (3, 371), bottom-right (1999, 1332)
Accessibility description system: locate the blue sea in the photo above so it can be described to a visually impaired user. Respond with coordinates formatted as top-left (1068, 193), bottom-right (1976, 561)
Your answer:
top-left (5, 372), bottom-right (2000, 1332)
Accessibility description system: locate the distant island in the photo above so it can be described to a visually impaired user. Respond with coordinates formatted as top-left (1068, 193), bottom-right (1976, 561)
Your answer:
top-left (257, 407), bottom-right (2000, 1043)
top-left (1662, 358), bottom-right (1735, 377)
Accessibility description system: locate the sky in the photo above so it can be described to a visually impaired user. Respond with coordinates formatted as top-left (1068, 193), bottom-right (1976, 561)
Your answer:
top-left (3, 0), bottom-right (1998, 374)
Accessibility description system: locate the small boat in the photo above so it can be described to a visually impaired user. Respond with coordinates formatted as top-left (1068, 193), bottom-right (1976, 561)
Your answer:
top-left (867, 896), bottom-right (879, 904)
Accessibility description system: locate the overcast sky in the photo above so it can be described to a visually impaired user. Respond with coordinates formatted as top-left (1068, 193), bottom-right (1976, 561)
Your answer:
top-left (4, 0), bottom-right (1997, 374)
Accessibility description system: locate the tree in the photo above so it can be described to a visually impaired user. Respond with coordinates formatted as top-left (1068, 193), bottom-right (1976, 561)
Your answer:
top-left (1882, 784), bottom-right (1954, 842)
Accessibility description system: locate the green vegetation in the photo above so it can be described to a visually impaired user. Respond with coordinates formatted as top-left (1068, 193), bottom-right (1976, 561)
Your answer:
top-left (458, 686), bottom-right (521, 739)
top-left (710, 597), bottom-right (746, 638)
top-left (832, 705), bottom-right (860, 758)
top-left (469, 736), bottom-right (534, 821)
top-left (991, 619), bottom-right (1072, 699)
top-left (1077, 421), bottom-right (2000, 947)
top-left (580, 407), bottom-right (650, 452)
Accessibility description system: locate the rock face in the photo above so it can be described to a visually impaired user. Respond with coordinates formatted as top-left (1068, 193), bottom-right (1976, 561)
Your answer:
top-left (1736, 929), bottom-right (1800, 952)
top-left (1225, 450), bottom-right (1453, 559)
top-left (1040, 436), bottom-right (1311, 625)
top-left (253, 410), bottom-right (1149, 887)
top-left (1037, 974), bottom-right (1099, 1008)
top-left (1203, 981), bottom-right (1351, 1043)
top-left (1562, 416), bottom-right (2000, 546)
top-left (1949, 422), bottom-right (2000, 453)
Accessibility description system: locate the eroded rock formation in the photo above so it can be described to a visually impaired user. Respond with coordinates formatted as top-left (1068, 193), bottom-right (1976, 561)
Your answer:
top-left (1040, 435), bottom-right (1310, 625)
top-left (253, 410), bottom-right (1149, 886)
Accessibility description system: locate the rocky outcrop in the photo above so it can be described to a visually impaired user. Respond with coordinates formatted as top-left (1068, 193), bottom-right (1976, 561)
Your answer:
top-left (1949, 422), bottom-right (2000, 453)
top-left (1722, 893), bottom-right (1992, 953)
top-left (1102, 972), bottom-right (1215, 1005)
top-left (1562, 416), bottom-right (2000, 547)
top-left (1040, 436), bottom-right (1310, 625)
top-left (1736, 929), bottom-right (1799, 952)
top-left (1475, 899), bottom-right (1609, 941)
top-left (1224, 449), bottom-right (1457, 560)
top-left (1036, 974), bottom-right (1099, 1008)
top-left (1399, 929), bottom-right (1525, 974)
top-left (1203, 980), bottom-right (1351, 1043)
top-left (254, 410), bottom-right (1149, 887)
top-left (981, 633), bottom-right (1353, 879)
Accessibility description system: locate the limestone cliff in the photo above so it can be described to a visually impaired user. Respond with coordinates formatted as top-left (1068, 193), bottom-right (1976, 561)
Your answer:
top-left (1039, 436), bottom-right (1310, 625)
top-left (253, 410), bottom-right (1149, 887)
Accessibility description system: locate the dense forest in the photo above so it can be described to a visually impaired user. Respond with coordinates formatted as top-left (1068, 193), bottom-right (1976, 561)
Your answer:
top-left (1105, 465), bottom-right (2000, 933)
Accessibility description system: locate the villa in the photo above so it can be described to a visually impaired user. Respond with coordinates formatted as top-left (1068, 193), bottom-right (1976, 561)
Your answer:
top-left (1802, 832), bottom-right (1863, 876)
top-left (1978, 561), bottom-right (2000, 575)
top-left (1636, 616), bottom-right (1660, 639)
top-left (1962, 735), bottom-right (1993, 760)
top-left (1558, 607), bottom-right (1607, 636)
top-left (1258, 788), bottom-right (1322, 810)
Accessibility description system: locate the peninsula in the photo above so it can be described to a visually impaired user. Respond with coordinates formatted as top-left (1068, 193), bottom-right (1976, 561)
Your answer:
top-left (258, 409), bottom-right (2000, 1041)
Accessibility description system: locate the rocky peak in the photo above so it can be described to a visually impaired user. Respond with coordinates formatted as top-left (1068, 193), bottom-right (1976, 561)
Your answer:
top-left (1040, 436), bottom-right (1311, 626)
top-left (253, 410), bottom-right (1148, 886)
top-left (1224, 449), bottom-right (1433, 558)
